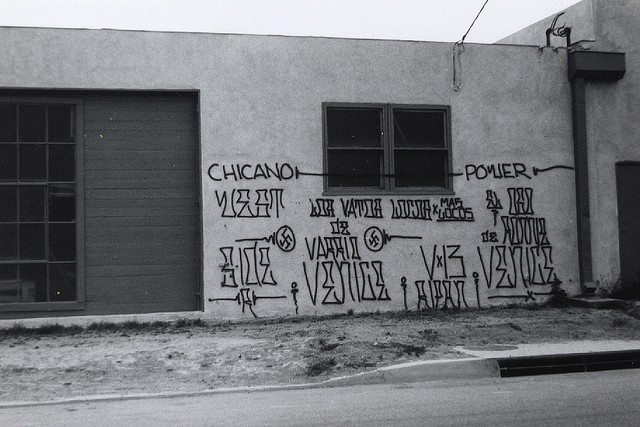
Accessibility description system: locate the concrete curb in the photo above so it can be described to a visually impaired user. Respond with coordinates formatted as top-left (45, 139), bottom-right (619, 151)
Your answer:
top-left (1, 346), bottom-right (637, 409)
top-left (0, 357), bottom-right (499, 409)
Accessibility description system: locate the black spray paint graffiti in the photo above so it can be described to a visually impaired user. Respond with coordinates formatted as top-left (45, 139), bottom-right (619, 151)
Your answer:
top-left (290, 282), bottom-right (299, 314)
top-left (215, 189), bottom-right (284, 218)
top-left (448, 163), bottom-right (574, 180)
top-left (208, 288), bottom-right (286, 318)
top-left (408, 244), bottom-right (469, 310)
top-left (236, 225), bottom-right (296, 252)
top-left (477, 186), bottom-right (562, 303)
top-left (207, 163), bottom-right (296, 182)
top-left (485, 189), bottom-right (503, 227)
top-left (302, 219), bottom-right (390, 305)
top-left (219, 243), bottom-right (277, 288)
top-left (363, 226), bottom-right (422, 252)
top-left (309, 198), bottom-right (384, 218)
top-left (390, 198), bottom-right (475, 221)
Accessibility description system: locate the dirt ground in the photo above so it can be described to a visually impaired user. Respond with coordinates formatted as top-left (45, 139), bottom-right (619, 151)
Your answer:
top-left (1, 306), bottom-right (640, 403)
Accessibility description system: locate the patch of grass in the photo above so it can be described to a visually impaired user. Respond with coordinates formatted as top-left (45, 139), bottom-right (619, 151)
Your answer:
top-left (305, 358), bottom-right (336, 376)
top-left (0, 323), bottom-right (82, 338)
top-left (175, 318), bottom-right (206, 328)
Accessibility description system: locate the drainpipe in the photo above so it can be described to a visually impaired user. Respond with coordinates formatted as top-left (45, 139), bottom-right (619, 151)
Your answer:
top-left (567, 49), bottom-right (625, 293)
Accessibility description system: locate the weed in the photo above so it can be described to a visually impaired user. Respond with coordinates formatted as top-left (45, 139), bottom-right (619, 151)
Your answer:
top-left (612, 317), bottom-right (628, 327)
top-left (0, 323), bottom-right (82, 338)
top-left (305, 358), bottom-right (336, 376)
top-left (547, 280), bottom-right (571, 307)
top-left (508, 322), bottom-right (523, 332)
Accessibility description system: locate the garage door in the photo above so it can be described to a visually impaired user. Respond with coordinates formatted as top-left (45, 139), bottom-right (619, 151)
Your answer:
top-left (83, 91), bottom-right (201, 314)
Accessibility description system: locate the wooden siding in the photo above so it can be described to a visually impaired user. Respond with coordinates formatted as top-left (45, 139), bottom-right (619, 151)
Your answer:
top-left (82, 92), bottom-right (201, 315)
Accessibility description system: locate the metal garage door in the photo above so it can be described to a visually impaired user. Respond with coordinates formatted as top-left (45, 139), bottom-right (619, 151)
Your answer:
top-left (82, 91), bottom-right (201, 314)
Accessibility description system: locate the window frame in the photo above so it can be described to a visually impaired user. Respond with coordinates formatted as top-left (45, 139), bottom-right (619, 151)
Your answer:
top-left (0, 96), bottom-right (85, 312)
top-left (322, 102), bottom-right (453, 196)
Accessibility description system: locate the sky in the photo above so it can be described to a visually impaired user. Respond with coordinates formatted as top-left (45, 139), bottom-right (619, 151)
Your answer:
top-left (0, 0), bottom-right (583, 44)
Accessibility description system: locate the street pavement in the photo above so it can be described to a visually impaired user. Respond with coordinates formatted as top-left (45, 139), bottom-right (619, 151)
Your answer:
top-left (2, 369), bottom-right (639, 426)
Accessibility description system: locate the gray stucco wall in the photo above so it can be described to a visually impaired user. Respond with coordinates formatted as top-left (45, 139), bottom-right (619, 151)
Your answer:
top-left (0, 27), bottom-right (579, 318)
top-left (498, 0), bottom-right (640, 289)
top-left (498, 0), bottom-right (596, 47)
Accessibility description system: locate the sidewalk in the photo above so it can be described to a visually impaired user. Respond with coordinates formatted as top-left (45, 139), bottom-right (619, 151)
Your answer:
top-left (1, 305), bottom-right (639, 407)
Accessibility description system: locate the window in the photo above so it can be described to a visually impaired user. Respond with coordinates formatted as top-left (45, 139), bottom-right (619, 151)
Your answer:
top-left (323, 103), bottom-right (452, 194)
top-left (0, 102), bottom-right (80, 306)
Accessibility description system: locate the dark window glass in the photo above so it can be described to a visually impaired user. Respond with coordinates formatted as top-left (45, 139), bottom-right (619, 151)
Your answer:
top-left (19, 224), bottom-right (45, 260)
top-left (393, 110), bottom-right (445, 148)
top-left (0, 264), bottom-right (18, 303)
top-left (1, 102), bottom-right (78, 306)
top-left (326, 108), bottom-right (382, 148)
top-left (49, 184), bottom-right (75, 222)
top-left (0, 104), bottom-right (17, 142)
top-left (20, 264), bottom-right (47, 302)
top-left (18, 105), bottom-right (46, 142)
top-left (0, 144), bottom-right (17, 181)
top-left (324, 104), bottom-right (450, 193)
top-left (48, 106), bottom-right (74, 142)
top-left (327, 149), bottom-right (382, 188)
top-left (49, 224), bottom-right (75, 261)
top-left (394, 150), bottom-right (447, 188)
top-left (49, 263), bottom-right (76, 301)
top-left (18, 186), bottom-right (45, 222)
top-left (48, 145), bottom-right (75, 182)
top-left (0, 224), bottom-right (18, 259)
top-left (0, 187), bottom-right (17, 221)
top-left (19, 144), bottom-right (46, 181)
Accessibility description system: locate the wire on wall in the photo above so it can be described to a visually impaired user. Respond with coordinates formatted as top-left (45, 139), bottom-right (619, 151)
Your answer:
top-left (452, 0), bottom-right (489, 91)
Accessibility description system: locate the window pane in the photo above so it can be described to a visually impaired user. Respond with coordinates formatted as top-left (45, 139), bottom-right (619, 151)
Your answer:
top-left (326, 108), bottom-right (382, 148)
top-left (327, 149), bottom-right (383, 188)
top-left (394, 150), bottom-right (448, 188)
top-left (18, 186), bottom-right (45, 222)
top-left (49, 263), bottom-right (76, 301)
top-left (49, 223), bottom-right (75, 261)
top-left (19, 264), bottom-right (47, 302)
top-left (0, 224), bottom-right (18, 259)
top-left (19, 144), bottom-right (46, 181)
top-left (0, 104), bottom-right (17, 142)
top-left (48, 106), bottom-right (75, 142)
top-left (49, 184), bottom-right (76, 222)
top-left (49, 145), bottom-right (75, 182)
top-left (19, 224), bottom-right (45, 259)
top-left (0, 187), bottom-right (17, 221)
top-left (393, 110), bottom-right (445, 148)
top-left (18, 105), bottom-right (46, 142)
top-left (0, 264), bottom-right (18, 303)
top-left (0, 144), bottom-right (17, 181)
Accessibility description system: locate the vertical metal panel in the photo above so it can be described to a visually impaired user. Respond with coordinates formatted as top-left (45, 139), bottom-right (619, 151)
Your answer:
top-left (616, 162), bottom-right (640, 284)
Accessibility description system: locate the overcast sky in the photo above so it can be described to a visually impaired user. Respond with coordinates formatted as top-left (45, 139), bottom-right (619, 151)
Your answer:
top-left (0, 0), bottom-right (582, 43)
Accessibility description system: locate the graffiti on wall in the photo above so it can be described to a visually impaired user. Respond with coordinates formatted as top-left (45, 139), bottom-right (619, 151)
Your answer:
top-left (207, 161), bottom-right (572, 317)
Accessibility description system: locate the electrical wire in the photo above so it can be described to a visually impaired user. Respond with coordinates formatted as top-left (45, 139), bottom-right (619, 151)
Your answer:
top-left (458, 0), bottom-right (490, 44)
top-left (452, 0), bottom-right (489, 91)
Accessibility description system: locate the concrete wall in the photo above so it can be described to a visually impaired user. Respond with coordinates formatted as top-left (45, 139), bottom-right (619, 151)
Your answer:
top-left (497, 0), bottom-right (640, 290)
top-left (498, 0), bottom-right (596, 47)
top-left (587, 0), bottom-right (640, 286)
top-left (0, 27), bottom-right (579, 318)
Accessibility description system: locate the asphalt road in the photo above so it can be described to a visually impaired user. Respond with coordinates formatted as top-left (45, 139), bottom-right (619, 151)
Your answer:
top-left (4, 369), bottom-right (640, 426)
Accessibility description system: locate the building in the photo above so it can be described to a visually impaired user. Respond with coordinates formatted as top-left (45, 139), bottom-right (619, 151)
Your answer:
top-left (0, 0), bottom-right (637, 320)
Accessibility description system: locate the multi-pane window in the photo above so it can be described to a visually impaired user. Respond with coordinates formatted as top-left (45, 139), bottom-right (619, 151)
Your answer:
top-left (0, 103), bottom-right (77, 304)
top-left (323, 103), bottom-right (452, 194)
